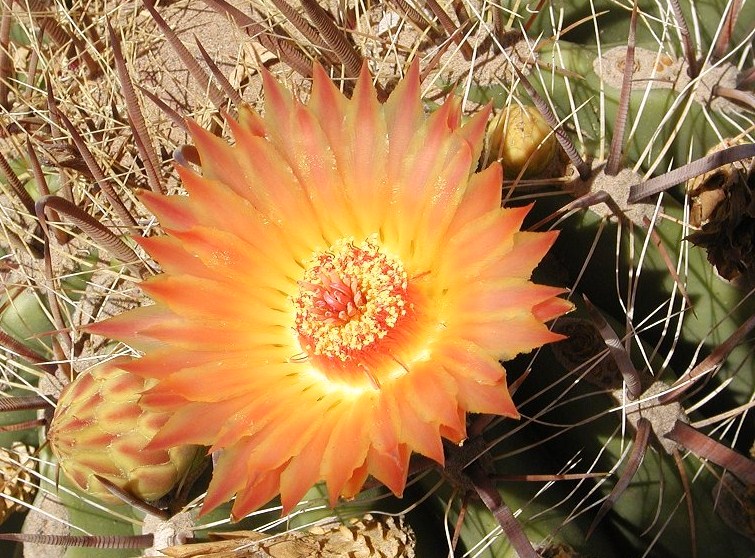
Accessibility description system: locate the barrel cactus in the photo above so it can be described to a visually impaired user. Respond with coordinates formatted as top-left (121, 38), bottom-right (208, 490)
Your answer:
top-left (0, 1), bottom-right (753, 557)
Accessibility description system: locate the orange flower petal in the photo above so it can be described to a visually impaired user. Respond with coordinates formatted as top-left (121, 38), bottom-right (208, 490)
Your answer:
top-left (400, 361), bottom-right (463, 434)
top-left (278, 408), bottom-right (339, 513)
top-left (437, 340), bottom-right (506, 385)
top-left (139, 190), bottom-right (198, 231)
top-left (366, 443), bottom-right (410, 497)
top-left (139, 317), bottom-right (288, 352)
top-left (149, 360), bottom-right (294, 404)
top-left (342, 461), bottom-right (370, 499)
top-left (484, 230), bottom-right (560, 280)
top-left (175, 166), bottom-right (296, 256)
top-left (186, 119), bottom-right (269, 203)
top-left (321, 399), bottom-right (373, 505)
top-left (440, 205), bottom-right (532, 281)
top-left (213, 388), bottom-right (324, 459)
top-left (457, 104), bottom-right (492, 167)
top-left (85, 305), bottom-right (169, 352)
top-left (231, 468), bottom-right (283, 521)
top-left (534, 296), bottom-right (575, 322)
top-left (235, 104), bottom-right (266, 137)
top-left (309, 63), bottom-right (348, 140)
top-left (147, 400), bottom-right (247, 448)
top-left (459, 314), bottom-right (566, 360)
top-left (449, 163), bottom-right (504, 235)
top-left (284, 104), bottom-right (358, 239)
top-left (457, 280), bottom-right (569, 320)
top-left (455, 374), bottom-right (519, 417)
top-left (135, 235), bottom-right (213, 280)
top-left (342, 64), bottom-right (390, 236)
top-left (202, 441), bottom-right (254, 514)
top-left (394, 394), bottom-right (444, 464)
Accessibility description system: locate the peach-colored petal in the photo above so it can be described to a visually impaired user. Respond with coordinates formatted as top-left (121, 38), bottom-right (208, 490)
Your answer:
top-left (394, 393), bottom-right (444, 464)
top-left (120, 349), bottom-right (238, 380)
top-left (309, 64), bottom-right (348, 140)
top-left (150, 360), bottom-right (294, 404)
top-left (455, 374), bottom-right (519, 417)
top-left (437, 340), bottom-right (506, 384)
top-left (235, 104), bottom-right (266, 137)
top-left (212, 387), bottom-right (324, 457)
top-left (458, 314), bottom-right (566, 360)
top-left (140, 318), bottom-right (289, 352)
top-left (364, 394), bottom-right (407, 494)
top-left (341, 63), bottom-right (390, 235)
top-left (383, 60), bottom-right (423, 181)
top-left (366, 444), bottom-right (410, 497)
top-left (278, 407), bottom-right (339, 513)
top-left (226, 137), bottom-right (320, 237)
top-left (400, 361), bottom-right (462, 433)
top-left (219, 118), bottom-right (312, 227)
top-left (457, 104), bottom-right (492, 168)
top-left (449, 163), bottom-right (504, 236)
top-left (281, 104), bottom-right (358, 240)
top-left (482, 230), bottom-right (560, 280)
top-left (202, 439), bottom-right (255, 513)
top-left (341, 461), bottom-right (370, 499)
top-left (456, 280), bottom-right (569, 320)
top-left (175, 166), bottom-right (297, 257)
top-left (231, 467), bottom-right (283, 521)
top-left (147, 400), bottom-right (249, 448)
top-left (383, 96), bottom-right (464, 252)
top-left (186, 119), bottom-right (261, 199)
top-left (321, 399), bottom-right (373, 505)
top-left (261, 68), bottom-right (294, 137)
top-left (408, 142), bottom-right (474, 269)
top-left (439, 406), bottom-right (468, 443)
top-left (85, 305), bottom-right (170, 352)
top-left (140, 275), bottom-right (290, 327)
top-left (441, 204), bottom-right (533, 282)
top-left (138, 390), bottom-right (188, 411)
top-left (534, 296), bottom-right (575, 322)
top-left (139, 190), bottom-right (198, 232)
top-left (135, 235), bottom-right (213, 280)
top-left (164, 226), bottom-right (300, 294)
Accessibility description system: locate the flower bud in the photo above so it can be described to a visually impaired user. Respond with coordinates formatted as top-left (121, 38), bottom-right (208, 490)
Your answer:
top-left (47, 358), bottom-right (196, 503)
top-left (488, 104), bottom-right (556, 177)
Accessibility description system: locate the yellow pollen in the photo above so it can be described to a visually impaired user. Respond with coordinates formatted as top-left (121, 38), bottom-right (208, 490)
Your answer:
top-left (294, 237), bottom-right (408, 361)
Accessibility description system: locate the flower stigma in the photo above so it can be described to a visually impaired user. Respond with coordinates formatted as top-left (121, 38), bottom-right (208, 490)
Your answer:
top-left (294, 236), bottom-right (409, 363)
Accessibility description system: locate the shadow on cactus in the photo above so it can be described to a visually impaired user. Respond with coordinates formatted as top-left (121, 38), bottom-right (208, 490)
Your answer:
top-left (0, 1), bottom-right (754, 557)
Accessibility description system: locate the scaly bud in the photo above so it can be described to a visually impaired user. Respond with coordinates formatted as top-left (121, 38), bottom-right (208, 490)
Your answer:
top-left (47, 358), bottom-right (197, 503)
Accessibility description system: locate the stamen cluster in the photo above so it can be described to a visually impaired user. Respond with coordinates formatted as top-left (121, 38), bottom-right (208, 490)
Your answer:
top-left (294, 237), bottom-right (408, 361)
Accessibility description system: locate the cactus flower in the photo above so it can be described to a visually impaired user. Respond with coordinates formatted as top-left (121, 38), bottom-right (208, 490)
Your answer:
top-left (88, 62), bottom-right (573, 519)
top-left (47, 358), bottom-right (197, 502)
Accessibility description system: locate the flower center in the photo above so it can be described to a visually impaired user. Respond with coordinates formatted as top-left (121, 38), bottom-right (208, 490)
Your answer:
top-left (294, 237), bottom-right (408, 361)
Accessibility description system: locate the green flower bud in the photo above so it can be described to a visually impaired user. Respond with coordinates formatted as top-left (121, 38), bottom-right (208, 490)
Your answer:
top-left (488, 104), bottom-right (557, 178)
top-left (47, 358), bottom-right (196, 503)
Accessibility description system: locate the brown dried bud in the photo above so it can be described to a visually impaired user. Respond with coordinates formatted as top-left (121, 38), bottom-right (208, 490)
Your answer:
top-left (0, 443), bottom-right (36, 524)
top-left (687, 140), bottom-right (754, 286)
